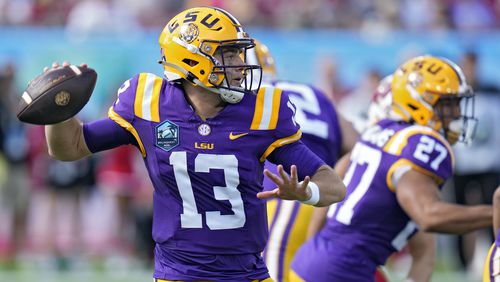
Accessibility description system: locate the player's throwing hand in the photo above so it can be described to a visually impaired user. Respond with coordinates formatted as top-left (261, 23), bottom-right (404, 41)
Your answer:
top-left (258, 165), bottom-right (312, 202)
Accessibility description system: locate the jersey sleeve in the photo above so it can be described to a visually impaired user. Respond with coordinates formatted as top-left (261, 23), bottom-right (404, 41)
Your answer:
top-left (385, 127), bottom-right (454, 190)
top-left (110, 74), bottom-right (140, 123)
top-left (83, 118), bottom-right (137, 153)
top-left (273, 89), bottom-right (301, 139)
top-left (252, 87), bottom-right (302, 162)
top-left (108, 73), bottom-right (164, 157)
top-left (267, 140), bottom-right (325, 180)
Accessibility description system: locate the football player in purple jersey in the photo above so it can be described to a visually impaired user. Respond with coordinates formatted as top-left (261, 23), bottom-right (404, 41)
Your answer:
top-left (308, 75), bottom-right (437, 282)
top-left (483, 186), bottom-right (500, 282)
top-left (290, 55), bottom-right (492, 282)
top-left (246, 40), bottom-right (358, 282)
top-left (41, 7), bottom-right (346, 282)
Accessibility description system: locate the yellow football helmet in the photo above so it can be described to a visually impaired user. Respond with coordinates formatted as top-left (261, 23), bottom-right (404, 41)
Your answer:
top-left (391, 55), bottom-right (477, 144)
top-left (246, 39), bottom-right (278, 85)
top-left (158, 7), bottom-right (261, 103)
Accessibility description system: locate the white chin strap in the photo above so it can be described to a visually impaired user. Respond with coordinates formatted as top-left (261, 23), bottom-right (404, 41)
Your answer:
top-left (194, 78), bottom-right (244, 104)
top-left (192, 76), bottom-right (245, 104)
top-left (215, 79), bottom-right (245, 104)
top-left (217, 87), bottom-right (244, 104)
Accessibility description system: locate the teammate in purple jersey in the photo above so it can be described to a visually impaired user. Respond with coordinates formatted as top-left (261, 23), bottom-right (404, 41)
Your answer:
top-left (40, 7), bottom-right (346, 281)
top-left (308, 75), bottom-right (437, 282)
top-left (290, 55), bottom-right (493, 282)
top-left (483, 186), bottom-right (500, 282)
top-left (246, 40), bottom-right (358, 282)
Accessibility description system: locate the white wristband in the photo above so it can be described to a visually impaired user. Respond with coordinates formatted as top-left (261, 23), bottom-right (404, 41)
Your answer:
top-left (300, 181), bottom-right (320, 206)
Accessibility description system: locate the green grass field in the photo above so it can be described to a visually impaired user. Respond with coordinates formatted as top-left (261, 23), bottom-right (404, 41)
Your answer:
top-left (0, 269), bottom-right (482, 282)
top-left (0, 270), bottom-right (151, 282)
top-left (0, 249), bottom-right (484, 282)
top-left (0, 272), bottom-right (482, 282)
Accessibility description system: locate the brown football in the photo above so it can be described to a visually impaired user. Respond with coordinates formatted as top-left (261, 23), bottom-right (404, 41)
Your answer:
top-left (16, 65), bottom-right (97, 125)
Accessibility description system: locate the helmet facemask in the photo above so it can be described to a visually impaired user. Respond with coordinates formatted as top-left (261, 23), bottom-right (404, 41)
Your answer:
top-left (245, 39), bottom-right (278, 90)
top-left (204, 39), bottom-right (262, 102)
top-left (433, 87), bottom-right (477, 145)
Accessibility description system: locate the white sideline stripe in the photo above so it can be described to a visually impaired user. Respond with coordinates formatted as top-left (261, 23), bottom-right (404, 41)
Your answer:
top-left (69, 65), bottom-right (82, 75)
top-left (22, 92), bottom-right (32, 104)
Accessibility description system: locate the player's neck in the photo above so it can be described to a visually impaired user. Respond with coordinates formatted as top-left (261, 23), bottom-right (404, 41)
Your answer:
top-left (182, 82), bottom-right (226, 120)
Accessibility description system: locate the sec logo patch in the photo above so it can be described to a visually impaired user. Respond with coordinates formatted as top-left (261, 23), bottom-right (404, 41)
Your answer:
top-left (197, 123), bottom-right (211, 136)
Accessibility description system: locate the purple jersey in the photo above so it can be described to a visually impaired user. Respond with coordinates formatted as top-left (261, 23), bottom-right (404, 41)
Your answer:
top-left (263, 81), bottom-right (342, 191)
top-left (103, 73), bottom-right (324, 280)
top-left (292, 119), bottom-right (454, 281)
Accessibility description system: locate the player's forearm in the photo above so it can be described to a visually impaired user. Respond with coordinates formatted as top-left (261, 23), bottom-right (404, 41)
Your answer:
top-left (45, 117), bottom-right (91, 161)
top-left (407, 258), bottom-right (434, 282)
top-left (407, 233), bottom-right (435, 282)
top-left (493, 187), bottom-right (500, 237)
top-left (422, 203), bottom-right (492, 234)
top-left (311, 165), bottom-right (346, 207)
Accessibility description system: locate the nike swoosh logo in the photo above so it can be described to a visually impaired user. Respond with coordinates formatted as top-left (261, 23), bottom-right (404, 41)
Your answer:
top-left (229, 132), bottom-right (249, 140)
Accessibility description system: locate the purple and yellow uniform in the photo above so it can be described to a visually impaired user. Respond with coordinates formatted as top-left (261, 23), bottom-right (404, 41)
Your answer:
top-left (291, 119), bottom-right (454, 282)
top-left (263, 81), bottom-right (342, 282)
top-left (483, 229), bottom-right (500, 282)
top-left (83, 73), bottom-right (325, 281)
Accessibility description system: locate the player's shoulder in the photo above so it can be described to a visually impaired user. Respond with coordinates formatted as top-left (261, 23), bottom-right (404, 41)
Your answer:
top-left (115, 72), bottom-right (167, 103)
top-left (248, 85), bottom-right (302, 161)
top-left (247, 85), bottom-right (295, 131)
top-left (110, 73), bottom-right (169, 122)
top-left (383, 122), bottom-right (454, 183)
top-left (383, 123), bottom-right (453, 158)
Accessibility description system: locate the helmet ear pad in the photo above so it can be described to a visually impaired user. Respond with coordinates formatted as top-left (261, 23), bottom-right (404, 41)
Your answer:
top-left (411, 105), bottom-right (428, 124)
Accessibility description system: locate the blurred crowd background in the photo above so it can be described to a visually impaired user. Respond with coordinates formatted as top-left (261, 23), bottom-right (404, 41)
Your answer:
top-left (1, 0), bottom-right (500, 30)
top-left (1, 1), bottom-right (500, 281)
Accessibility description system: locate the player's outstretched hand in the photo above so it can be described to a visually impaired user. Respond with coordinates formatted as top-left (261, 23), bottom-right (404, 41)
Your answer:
top-left (257, 165), bottom-right (311, 202)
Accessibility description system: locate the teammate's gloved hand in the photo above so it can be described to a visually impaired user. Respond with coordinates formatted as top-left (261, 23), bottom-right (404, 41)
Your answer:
top-left (257, 165), bottom-right (312, 202)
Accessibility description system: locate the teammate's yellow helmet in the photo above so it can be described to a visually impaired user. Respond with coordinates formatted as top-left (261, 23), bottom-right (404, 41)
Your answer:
top-left (391, 55), bottom-right (476, 144)
top-left (246, 39), bottom-right (278, 84)
top-left (158, 7), bottom-right (261, 103)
